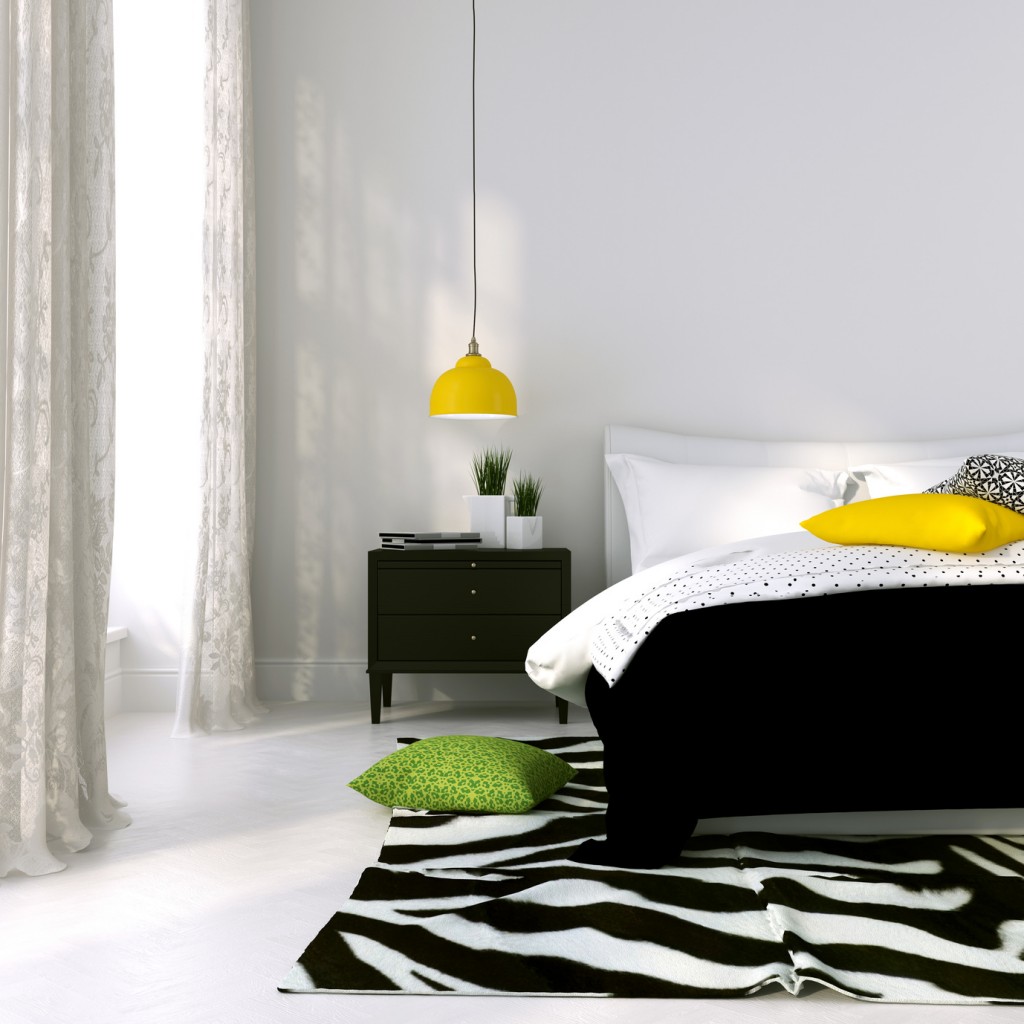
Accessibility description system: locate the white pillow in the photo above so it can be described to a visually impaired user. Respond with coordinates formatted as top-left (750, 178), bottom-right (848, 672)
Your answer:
top-left (852, 454), bottom-right (1024, 499)
top-left (605, 453), bottom-right (848, 573)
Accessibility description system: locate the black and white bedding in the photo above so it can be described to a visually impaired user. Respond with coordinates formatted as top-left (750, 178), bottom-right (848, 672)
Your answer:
top-left (591, 532), bottom-right (1024, 685)
top-left (524, 425), bottom-right (1024, 867)
top-left (527, 528), bottom-right (1024, 700)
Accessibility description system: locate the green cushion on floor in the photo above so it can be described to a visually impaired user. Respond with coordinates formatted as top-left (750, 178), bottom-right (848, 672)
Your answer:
top-left (347, 734), bottom-right (577, 813)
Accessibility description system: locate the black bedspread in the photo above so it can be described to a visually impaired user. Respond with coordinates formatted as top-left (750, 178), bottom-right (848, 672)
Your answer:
top-left (575, 583), bottom-right (1024, 868)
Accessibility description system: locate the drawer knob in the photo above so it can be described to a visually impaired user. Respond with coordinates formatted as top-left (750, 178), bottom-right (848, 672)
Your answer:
top-left (470, 589), bottom-right (477, 595)
top-left (470, 634), bottom-right (477, 641)
top-left (470, 562), bottom-right (477, 568)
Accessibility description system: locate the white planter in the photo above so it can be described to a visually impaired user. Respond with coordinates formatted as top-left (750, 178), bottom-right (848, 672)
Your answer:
top-left (506, 515), bottom-right (543, 549)
top-left (464, 494), bottom-right (512, 548)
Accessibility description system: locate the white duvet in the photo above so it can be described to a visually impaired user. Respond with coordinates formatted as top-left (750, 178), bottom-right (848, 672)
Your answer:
top-left (524, 531), bottom-right (1024, 707)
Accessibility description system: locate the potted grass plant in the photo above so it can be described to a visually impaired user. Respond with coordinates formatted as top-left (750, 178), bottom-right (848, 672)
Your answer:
top-left (464, 446), bottom-right (513, 547)
top-left (506, 473), bottom-right (544, 549)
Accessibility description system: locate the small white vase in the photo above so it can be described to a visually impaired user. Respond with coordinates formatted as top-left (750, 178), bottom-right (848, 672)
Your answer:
top-left (506, 515), bottom-right (543, 549)
top-left (464, 494), bottom-right (512, 548)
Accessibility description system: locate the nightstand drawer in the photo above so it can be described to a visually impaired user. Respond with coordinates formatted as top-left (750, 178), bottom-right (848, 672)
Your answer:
top-left (377, 614), bottom-right (561, 662)
top-left (377, 566), bottom-right (561, 615)
top-left (366, 547), bottom-right (571, 724)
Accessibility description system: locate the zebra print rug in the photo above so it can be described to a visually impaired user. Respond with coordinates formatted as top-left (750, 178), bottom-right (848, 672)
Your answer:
top-left (279, 736), bottom-right (1024, 1002)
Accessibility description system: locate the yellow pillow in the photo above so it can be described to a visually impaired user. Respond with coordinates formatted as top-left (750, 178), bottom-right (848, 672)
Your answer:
top-left (800, 493), bottom-right (1024, 553)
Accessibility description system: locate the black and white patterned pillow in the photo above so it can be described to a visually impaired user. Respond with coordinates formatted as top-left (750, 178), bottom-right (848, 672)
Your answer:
top-left (925, 454), bottom-right (1024, 514)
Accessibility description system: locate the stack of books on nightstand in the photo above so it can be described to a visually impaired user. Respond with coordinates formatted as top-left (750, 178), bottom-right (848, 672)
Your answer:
top-left (379, 531), bottom-right (481, 550)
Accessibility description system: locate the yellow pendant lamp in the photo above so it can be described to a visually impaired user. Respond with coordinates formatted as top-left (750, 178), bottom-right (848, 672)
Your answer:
top-left (429, 0), bottom-right (517, 420)
top-left (429, 340), bottom-right (516, 419)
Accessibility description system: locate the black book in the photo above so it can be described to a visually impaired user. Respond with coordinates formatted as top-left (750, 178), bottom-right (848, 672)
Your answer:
top-left (378, 531), bottom-right (481, 542)
top-left (382, 540), bottom-right (481, 550)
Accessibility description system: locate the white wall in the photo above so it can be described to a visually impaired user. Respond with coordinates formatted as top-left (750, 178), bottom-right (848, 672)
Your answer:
top-left (115, 1), bottom-right (1024, 711)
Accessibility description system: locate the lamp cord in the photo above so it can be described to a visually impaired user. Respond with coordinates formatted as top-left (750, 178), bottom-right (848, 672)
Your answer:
top-left (471, 0), bottom-right (477, 345)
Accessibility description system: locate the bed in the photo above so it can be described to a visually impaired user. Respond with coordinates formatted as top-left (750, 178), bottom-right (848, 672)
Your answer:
top-left (525, 424), bottom-right (1024, 867)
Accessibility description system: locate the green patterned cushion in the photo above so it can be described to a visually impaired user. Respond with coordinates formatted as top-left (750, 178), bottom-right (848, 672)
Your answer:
top-left (347, 735), bottom-right (577, 813)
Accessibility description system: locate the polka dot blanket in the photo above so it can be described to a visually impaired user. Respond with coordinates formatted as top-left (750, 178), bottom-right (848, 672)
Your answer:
top-left (589, 534), bottom-right (1024, 686)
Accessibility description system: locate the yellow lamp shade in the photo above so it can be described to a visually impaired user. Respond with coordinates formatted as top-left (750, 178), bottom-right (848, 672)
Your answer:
top-left (429, 347), bottom-right (517, 419)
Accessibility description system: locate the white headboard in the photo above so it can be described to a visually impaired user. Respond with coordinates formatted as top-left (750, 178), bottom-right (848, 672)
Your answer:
top-left (604, 424), bottom-right (1024, 588)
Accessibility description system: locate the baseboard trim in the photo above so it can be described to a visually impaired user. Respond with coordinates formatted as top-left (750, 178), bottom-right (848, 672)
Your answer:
top-left (255, 659), bottom-right (549, 705)
top-left (119, 669), bottom-right (179, 712)
top-left (108, 659), bottom-right (553, 714)
top-left (104, 627), bottom-right (128, 718)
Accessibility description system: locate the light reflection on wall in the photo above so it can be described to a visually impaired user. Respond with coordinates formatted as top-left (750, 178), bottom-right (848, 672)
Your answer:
top-left (290, 74), bottom-right (329, 700)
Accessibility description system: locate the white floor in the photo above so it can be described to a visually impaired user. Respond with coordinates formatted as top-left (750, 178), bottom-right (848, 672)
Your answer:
top-left (3, 699), bottom-right (1023, 1024)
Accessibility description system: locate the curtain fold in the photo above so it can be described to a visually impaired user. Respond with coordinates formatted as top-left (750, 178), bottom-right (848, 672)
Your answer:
top-left (173, 0), bottom-right (262, 737)
top-left (0, 0), bottom-right (129, 878)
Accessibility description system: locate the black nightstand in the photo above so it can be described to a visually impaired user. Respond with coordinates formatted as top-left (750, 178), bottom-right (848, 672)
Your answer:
top-left (366, 547), bottom-right (571, 724)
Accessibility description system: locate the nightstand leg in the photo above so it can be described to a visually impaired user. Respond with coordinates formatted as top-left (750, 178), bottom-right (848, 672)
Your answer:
top-left (369, 672), bottom-right (391, 724)
top-left (556, 697), bottom-right (568, 724)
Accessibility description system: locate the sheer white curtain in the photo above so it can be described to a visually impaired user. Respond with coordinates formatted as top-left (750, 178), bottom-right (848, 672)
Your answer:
top-left (173, 0), bottom-right (263, 737)
top-left (0, 0), bottom-right (130, 878)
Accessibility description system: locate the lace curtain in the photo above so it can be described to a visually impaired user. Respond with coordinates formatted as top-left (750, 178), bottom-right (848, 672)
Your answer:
top-left (172, 0), bottom-right (263, 737)
top-left (0, 0), bottom-right (130, 877)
